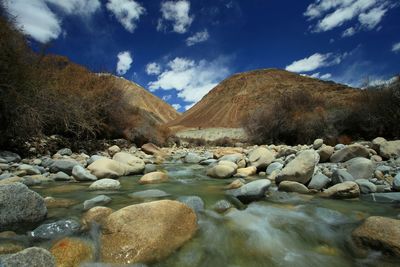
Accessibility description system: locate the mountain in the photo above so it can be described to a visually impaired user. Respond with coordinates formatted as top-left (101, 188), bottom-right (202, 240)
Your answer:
top-left (169, 69), bottom-right (358, 128)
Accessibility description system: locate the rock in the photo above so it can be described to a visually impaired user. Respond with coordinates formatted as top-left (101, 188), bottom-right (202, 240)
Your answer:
top-left (44, 197), bottom-right (78, 209)
top-left (322, 181), bottom-right (360, 199)
top-left (276, 150), bottom-right (319, 185)
top-left (72, 165), bottom-right (97, 181)
top-left (213, 147), bottom-right (243, 158)
top-left (331, 169), bottom-right (354, 184)
top-left (308, 173), bottom-right (331, 190)
top-left (334, 144), bottom-right (346, 150)
top-left (86, 155), bottom-right (104, 165)
top-left (23, 174), bottom-right (51, 186)
top-left (361, 192), bottom-right (400, 203)
top-left (212, 200), bottom-right (233, 213)
top-left (355, 179), bottom-right (377, 194)
top-left (218, 160), bottom-right (238, 170)
top-left (87, 158), bottom-right (139, 179)
top-left (89, 179), bottom-right (120, 190)
top-left (0, 176), bottom-right (24, 185)
top-left (371, 155), bottom-right (383, 162)
top-left (50, 238), bottom-right (94, 267)
top-left (29, 219), bottom-right (80, 240)
top-left (278, 181), bottom-right (309, 194)
top-left (57, 148), bottom-right (72, 156)
top-left (112, 152), bottom-right (145, 174)
top-left (81, 206), bottom-right (113, 230)
top-left (376, 165), bottom-right (392, 174)
top-left (144, 164), bottom-right (157, 174)
top-left (141, 143), bottom-right (163, 155)
top-left (100, 200), bottom-right (197, 264)
top-left (83, 195), bottom-right (111, 210)
top-left (219, 153), bottom-right (246, 168)
top-left (379, 140), bottom-right (400, 159)
top-left (138, 171), bottom-right (168, 184)
top-left (344, 157), bottom-right (375, 180)
top-left (226, 178), bottom-right (245, 189)
top-left (0, 183), bottom-right (47, 230)
top-left (52, 171), bottom-right (72, 181)
top-left (49, 160), bottom-right (80, 175)
top-left (352, 216), bottom-right (400, 257)
top-left (313, 139), bottom-right (324, 149)
top-left (226, 179), bottom-right (271, 203)
top-left (330, 144), bottom-right (370, 163)
top-left (18, 164), bottom-right (40, 175)
top-left (248, 147), bottom-right (275, 170)
top-left (318, 145), bottom-right (334, 163)
top-left (0, 151), bottom-right (21, 163)
top-left (199, 159), bottom-right (217, 165)
top-left (0, 243), bottom-right (24, 255)
top-left (129, 189), bottom-right (170, 199)
top-left (235, 166), bottom-right (257, 177)
top-left (108, 145), bottom-right (121, 157)
top-left (206, 165), bottom-right (236, 179)
top-left (177, 196), bottom-right (204, 213)
top-left (184, 152), bottom-right (204, 164)
top-left (266, 162), bottom-right (284, 175)
top-left (0, 247), bottom-right (55, 267)
top-left (393, 173), bottom-right (400, 191)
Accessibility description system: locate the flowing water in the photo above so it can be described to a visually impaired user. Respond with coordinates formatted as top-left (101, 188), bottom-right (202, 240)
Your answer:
top-left (6, 163), bottom-right (400, 266)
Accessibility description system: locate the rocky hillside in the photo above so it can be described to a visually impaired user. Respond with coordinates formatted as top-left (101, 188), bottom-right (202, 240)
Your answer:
top-left (169, 69), bottom-right (357, 128)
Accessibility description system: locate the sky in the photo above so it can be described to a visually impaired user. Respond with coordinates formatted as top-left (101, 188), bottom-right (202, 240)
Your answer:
top-left (4, 0), bottom-right (400, 112)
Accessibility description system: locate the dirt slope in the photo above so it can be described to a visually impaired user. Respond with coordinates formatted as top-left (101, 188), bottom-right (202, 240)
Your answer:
top-left (169, 69), bottom-right (357, 128)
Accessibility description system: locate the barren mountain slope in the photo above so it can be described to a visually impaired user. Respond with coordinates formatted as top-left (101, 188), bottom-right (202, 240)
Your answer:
top-left (169, 69), bottom-right (358, 128)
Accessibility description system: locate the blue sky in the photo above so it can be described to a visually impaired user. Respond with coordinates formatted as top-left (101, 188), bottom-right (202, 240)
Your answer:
top-left (4, 0), bottom-right (400, 112)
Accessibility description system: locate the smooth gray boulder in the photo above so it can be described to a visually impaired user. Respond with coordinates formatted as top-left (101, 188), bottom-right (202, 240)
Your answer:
top-left (129, 189), bottom-right (170, 199)
top-left (52, 171), bottom-right (72, 181)
top-left (83, 195), bottom-right (111, 210)
top-left (344, 157), bottom-right (375, 180)
top-left (29, 219), bottom-right (80, 240)
top-left (330, 144), bottom-right (369, 163)
top-left (0, 151), bottom-right (21, 163)
top-left (248, 147), bottom-right (275, 170)
top-left (331, 169), bottom-right (354, 184)
top-left (226, 179), bottom-right (271, 204)
top-left (89, 179), bottom-right (120, 190)
top-left (266, 162), bottom-right (284, 175)
top-left (184, 152), bottom-right (205, 164)
top-left (18, 164), bottom-right (41, 175)
top-left (278, 181), bottom-right (309, 194)
top-left (0, 183), bottom-right (47, 230)
top-left (49, 160), bottom-right (80, 175)
top-left (72, 165), bottom-right (97, 181)
top-left (379, 140), bottom-right (400, 159)
top-left (355, 179), bottom-right (377, 194)
top-left (177, 196), bottom-right (204, 213)
top-left (0, 247), bottom-right (55, 267)
top-left (393, 173), bottom-right (400, 191)
top-left (212, 200), bottom-right (233, 213)
top-left (308, 173), bottom-right (331, 190)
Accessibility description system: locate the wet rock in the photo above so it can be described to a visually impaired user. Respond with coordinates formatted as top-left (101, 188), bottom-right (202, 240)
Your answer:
top-left (276, 150), bottom-right (319, 185)
top-left (49, 160), bottom-right (80, 175)
top-left (379, 140), bottom-right (400, 159)
top-left (83, 195), bottom-right (111, 210)
top-left (344, 157), bottom-right (375, 180)
top-left (50, 238), bottom-right (94, 267)
top-left (57, 148), bottom-right (72, 156)
top-left (177, 196), bottom-right (204, 213)
top-left (355, 179), bottom-right (377, 194)
top-left (129, 189), bottom-right (170, 199)
top-left (100, 200), bottom-right (197, 264)
top-left (226, 178), bottom-right (245, 189)
top-left (332, 169), bottom-right (354, 184)
top-left (144, 164), bottom-right (157, 174)
top-left (52, 171), bottom-right (72, 181)
top-left (89, 179), bottom-right (120, 190)
top-left (112, 152), bottom-right (145, 174)
top-left (81, 206), bottom-right (113, 230)
top-left (138, 171), bottom-right (168, 184)
top-left (72, 165), bottom-right (97, 181)
top-left (235, 166), bottom-right (257, 177)
top-left (266, 162), bottom-right (283, 175)
top-left (248, 147), bottom-right (275, 170)
top-left (0, 151), bottom-right (21, 163)
top-left (352, 216), bottom-right (400, 257)
top-left (318, 145), bottom-right (334, 163)
top-left (212, 200), bottom-right (233, 213)
top-left (226, 179), bottom-right (271, 203)
top-left (108, 145), bottom-right (121, 157)
top-left (29, 219), bottom-right (80, 240)
top-left (322, 181), bottom-right (360, 199)
top-left (361, 192), bottom-right (400, 203)
top-left (278, 181), bottom-right (309, 194)
top-left (393, 173), bottom-right (400, 191)
top-left (0, 183), bottom-right (47, 230)
top-left (308, 173), bottom-right (331, 190)
top-left (87, 158), bottom-right (139, 179)
top-left (330, 144), bottom-right (370, 163)
top-left (207, 165), bottom-right (236, 179)
top-left (184, 152), bottom-right (204, 164)
top-left (44, 197), bottom-right (78, 209)
top-left (0, 247), bottom-right (55, 267)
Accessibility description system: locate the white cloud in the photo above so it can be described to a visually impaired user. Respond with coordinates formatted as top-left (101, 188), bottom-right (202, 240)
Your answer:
top-left (4, 0), bottom-right (100, 43)
top-left (305, 0), bottom-right (392, 33)
top-left (285, 53), bottom-right (343, 73)
top-left (158, 0), bottom-right (193, 34)
top-left (392, 42), bottom-right (400, 53)
top-left (186, 29), bottom-right (209, 46)
top-left (145, 62), bottom-right (162, 75)
top-left (148, 57), bottom-right (230, 103)
top-left (172, 104), bottom-right (182, 110)
top-left (162, 95), bottom-right (172, 101)
top-left (342, 27), bottom-right (356, 37)
top-left (368, 76), bottom-right (398, 87)
top-left (106, 0), bottom-right (145, 33)
top-left (309, 72), bottom-right (332, 80)
top-left (185, 103), bottom-right (195, 110)
top-left (116, 51), bottom-right (133, 75)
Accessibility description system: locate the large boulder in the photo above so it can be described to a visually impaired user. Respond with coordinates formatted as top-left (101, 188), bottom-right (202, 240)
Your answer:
top-left (0, 183), bottom-right (47, 230)
top-left (112, 152), bottom-right (145, 174)
top-left (0, 151), bottom-right (21, 163)
top-left (275, 150), bottom-right (319, 185)
top-left (87, 158), bottom-right (138, 179)
top-left (50, 238), bottom-right (94, 267)
top-left (352, 216), bottom-right (400, 256)
top-left (344, 157), bottom-right (375, 180)
top-left (331, 169), bottom-right (354, 184)
top-left (138, 171), bottom-right (168, 184)
top-left (72, 165), bottom-right (97, 181)
top-left (330, 144), bottom-right (369, 163)
top-left (322, 181), bottom-right (360, 199)
top-left (49, 160), bottom-right (80, 175)
top-left (226, 179), bottom-right (271, 203)
top-left (355, 179), bottom-right (377, 194)
top-left (129, 189), bottom-right (170, 199)
top-left (318, 145), bottom-right (334, 163)
top-left (379, 140), bottom-right (400, 159)
top-left (100, 200), bottom-right (197, 264)
top-left (81, 206), bottom-right (113, 230)
top-left (248, 147), bottom-right (275, 170)
top-left (83, 195), bottom-right (111, 210)
top-left (308, 173), bottom-right (331, 190)
top-left (0, 247), bottom-right (55, 267)
top-left (206, 165), bottom-right (236, 179)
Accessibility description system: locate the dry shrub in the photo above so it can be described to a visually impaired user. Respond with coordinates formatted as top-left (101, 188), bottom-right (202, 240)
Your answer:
top-left (212, 137), bottom-right (236, 147)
